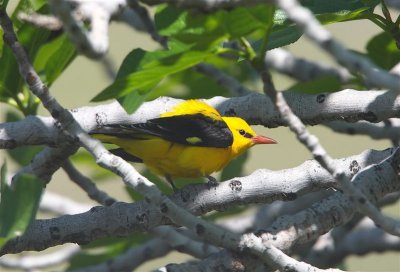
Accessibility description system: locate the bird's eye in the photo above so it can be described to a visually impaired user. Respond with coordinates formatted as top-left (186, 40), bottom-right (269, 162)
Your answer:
top-left (238, 129), bottom-right (253, 139)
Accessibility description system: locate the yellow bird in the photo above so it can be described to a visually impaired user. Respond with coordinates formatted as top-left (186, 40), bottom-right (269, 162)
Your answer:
top-left (91, 100), bottom-right (276, 189)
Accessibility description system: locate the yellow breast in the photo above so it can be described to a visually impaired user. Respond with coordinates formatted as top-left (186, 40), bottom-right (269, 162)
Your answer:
top-left (110, 137), bottom-right (232, 178)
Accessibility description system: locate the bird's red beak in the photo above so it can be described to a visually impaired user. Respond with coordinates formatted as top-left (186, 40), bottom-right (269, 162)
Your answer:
top-left (252, 135), bottom-right (277, 145)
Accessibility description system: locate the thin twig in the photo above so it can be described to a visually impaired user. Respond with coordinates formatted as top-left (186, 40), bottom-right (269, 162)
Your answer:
top-left (153, 226), bottom-right (219, 258)
top-left (127, 0), bottom-right (168, 47)
top-left (265, 48), bottom-right (353, 83)
top-left (62, 160), bottom-right (116, 206)
top-left (70, 238), bottom-right (171, 272)
top-left (326, 119), bottom-right (400, 142)
top-left (18, 12), bottom-right (63, 30)
top-left (49, 0), bottom-right (110, 58)
top-left (0, 245), bottom-right (80, 270)
top-left (40, 191), bottom-right (93, 215)
top-left (195, 63), bottom-right (251, 96)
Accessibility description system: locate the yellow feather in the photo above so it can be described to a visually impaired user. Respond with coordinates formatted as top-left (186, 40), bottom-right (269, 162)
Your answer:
top-left (161, 100), bottom-right (221, 120)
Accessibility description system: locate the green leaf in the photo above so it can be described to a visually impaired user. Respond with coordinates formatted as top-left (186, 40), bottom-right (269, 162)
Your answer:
top-left (307, 0), bottom-right (378, 18)
top-left (29, 0), bottom-right (47, 10)
top-left (0, 0), bottom-right (10, 9)
top-left (366, 31), bottom-right (400, 70)
top-left (34, 34), bottom-right (77, 85)
top-left (155, 5), bottom-right (188, 36)
top-left (316, 7), bottom-right (371, 24)
top-left (0, 2), bottom-right (53, 114)
top-left (0, 46), bottom-right (24, 100)
top-left (288, 75), bottom-right (342, 94)
top-left (0, 162), bottom-right (43, 249)
top-left (267, 25), bottom-right (303, 50)
top-left (155, 5), bottom-right (228, 51)
top-left (5, 111), bottom-right (43, 165)
top-left (93, 41), bottom-right (192, 108)
top-left (92, 49), bottom-right (213, 113)
top-left (275, 0), bottom-right (379, 27)
top-left (117, 90), bottom-right (151, 114)
top-left (269, 0), bottom-right (379, 48)
top-left (67, 234), bottom-right (150, 270)
top-left (225, 5), bottom-right (275, 38)
top-left (116, 40), bottom-right (193, 79)
top-left (8, 146), bottom-right (43, 166)
top-left (0, 28), bottom-right (3, 56)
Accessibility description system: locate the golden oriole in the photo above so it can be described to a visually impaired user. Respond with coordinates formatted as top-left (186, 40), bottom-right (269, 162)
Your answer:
top-left (91, 100), bottom-right (276, 188)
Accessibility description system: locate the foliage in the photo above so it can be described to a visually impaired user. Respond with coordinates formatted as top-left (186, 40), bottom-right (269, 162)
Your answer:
top-left (0, 163), bottom-right (43, 249)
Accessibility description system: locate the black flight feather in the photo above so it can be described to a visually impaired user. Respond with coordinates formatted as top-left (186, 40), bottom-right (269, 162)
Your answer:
top-left (110, 148), bottom-right (143, 162)
top-left (93, 114), bottom-right (233, 148)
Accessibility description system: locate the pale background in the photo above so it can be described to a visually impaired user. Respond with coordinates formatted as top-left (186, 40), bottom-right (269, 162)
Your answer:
top-left (0, 5), bottom-right (399, 271)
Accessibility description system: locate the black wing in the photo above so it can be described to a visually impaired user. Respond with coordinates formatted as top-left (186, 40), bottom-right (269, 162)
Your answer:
top-left (110, 148), bottom-right (143, 162)
top-left (95, 114), bottom-right (233, 148)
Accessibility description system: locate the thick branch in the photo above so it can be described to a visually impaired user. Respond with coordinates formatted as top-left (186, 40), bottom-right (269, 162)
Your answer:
top-left (305, 219), bottom-right (400, 268)
top-left (327, 119), bottom-right (400, 142)
top-left (0, 148), bottom-right (395, 255)
top-left (265, 48), bottom-right (353, 83)
top-left (2, 90), bottom-right (399, 150)
top-left (13, 145), bottom-right (79, 183)
top-left (255, 150), bottom-right (400, 252)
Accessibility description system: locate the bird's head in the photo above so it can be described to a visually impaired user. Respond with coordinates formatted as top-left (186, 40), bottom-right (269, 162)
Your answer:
top-left (222, 117), bottom-right (276, 157)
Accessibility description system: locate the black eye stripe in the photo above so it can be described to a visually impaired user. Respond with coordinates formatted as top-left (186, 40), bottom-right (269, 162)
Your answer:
top-left (238, 129), bottom-right (253, 139)
top-left (244, 132), bottom-right (253, 138)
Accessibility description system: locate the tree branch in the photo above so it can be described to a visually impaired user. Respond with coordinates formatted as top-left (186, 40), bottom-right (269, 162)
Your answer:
top-left (305, 218), bottom-right (400, 268)
top-left (265, 48), bottom-right (353, 83)
top-left (2, 90), bottom-right (400, 151)
top-left (13, 145), bottom-right (79, 185)
top-left (0, 245), bottom-right (80, 270)
top-left (62, 160), bottom-right (117, 206)
top-left (263, 89), bottom-right (400, 240)
top-left (195, 63), bottom-right (251, 96)
top-left (70, 237), bottom-right (171, 272)
top-left (253, 149), bottom-right (400, 252)
top-left (39, 191), bottom-right (93, 215)
top-left (0, 147), bottom-right (396, 255)
top-left (274, 0), bottom-right (400, 92)
top-left (326, 119), bottom-right (400, 142)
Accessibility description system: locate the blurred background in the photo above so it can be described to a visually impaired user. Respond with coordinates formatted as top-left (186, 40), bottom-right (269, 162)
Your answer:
top-left (0, 3), bottom-right (399, 271)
